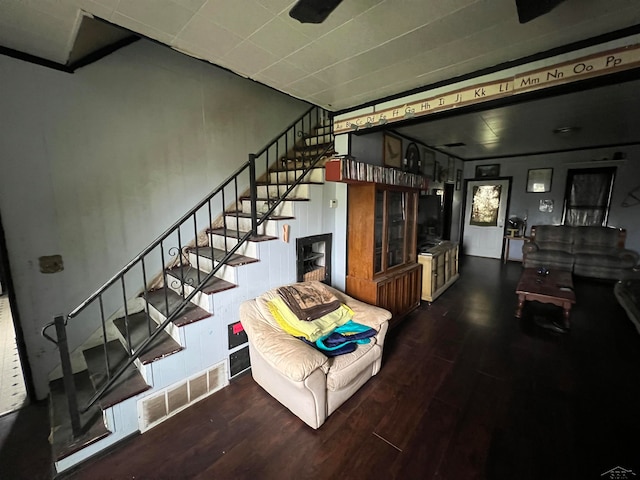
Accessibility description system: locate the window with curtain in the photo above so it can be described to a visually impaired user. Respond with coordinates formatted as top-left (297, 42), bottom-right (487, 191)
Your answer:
top-left (562, 167), bottom-right (616, 226)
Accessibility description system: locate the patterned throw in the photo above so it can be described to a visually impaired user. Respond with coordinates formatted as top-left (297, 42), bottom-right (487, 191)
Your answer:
top-left (277, 283), bottom-right (341, 321)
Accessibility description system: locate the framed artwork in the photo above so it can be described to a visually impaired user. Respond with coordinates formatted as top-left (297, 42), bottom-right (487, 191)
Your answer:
top-left (422, 147), bottom-right (435, 178)
top-left (539, 199), bottom-right (554, 212)
top-left (527, 168), bottom-right (553, 193)
top-left (475, 164), bottom-right (500, 178)
top-left (470, 184), bottom-right (503, 226)
top-left (404, 142), bottom-right (420, 173)
top-left (455, 169), bottom-right (462, 190)
top-left (383, 133), bottom-right (402, 168)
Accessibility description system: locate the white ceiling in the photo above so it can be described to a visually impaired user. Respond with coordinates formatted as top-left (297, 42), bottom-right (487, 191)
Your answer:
top-left (392, 78), bottom-right (640, 159)
top-left (2, 0), bottom-right (640, 158)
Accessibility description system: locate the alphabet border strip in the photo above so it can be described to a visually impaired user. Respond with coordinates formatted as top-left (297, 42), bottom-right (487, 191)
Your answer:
top-left (334, 43), bottom-right (640, 134)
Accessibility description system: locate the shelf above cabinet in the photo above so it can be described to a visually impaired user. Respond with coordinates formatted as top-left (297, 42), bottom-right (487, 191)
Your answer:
top-left (326, 158), bottom-right (427, 190)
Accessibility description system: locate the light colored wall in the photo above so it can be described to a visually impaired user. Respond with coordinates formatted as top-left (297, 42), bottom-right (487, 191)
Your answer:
top-left (462, 146), bottom-right (640, 253)
top-left (0, 40), bottom-right (310, 399)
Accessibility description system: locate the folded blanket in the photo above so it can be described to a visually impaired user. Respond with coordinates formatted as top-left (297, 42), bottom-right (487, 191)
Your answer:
top-left (277, 283), bottom-right (341, 321)
top-left (267, 297), bottom-right (353, 342)
top-left (300, 321), bottom-right (378, 357)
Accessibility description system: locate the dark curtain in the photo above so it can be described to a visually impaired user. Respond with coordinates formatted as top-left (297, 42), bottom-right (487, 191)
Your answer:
top-left (563, 167), bottom-right (615, 226)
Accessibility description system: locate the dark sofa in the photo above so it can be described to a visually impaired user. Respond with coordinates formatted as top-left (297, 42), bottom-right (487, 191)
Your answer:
top-left (522, 225), bottom-right (639, 280)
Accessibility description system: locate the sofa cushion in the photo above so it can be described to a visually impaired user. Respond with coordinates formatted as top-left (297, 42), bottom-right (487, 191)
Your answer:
top-left (524, 249), bottom-right (574, 270)
top-left (326, 340), bottom-right (379, 391)
top-left (574, 252), bottom-right (638, 270)
top-left (573, 226), bottom-right (621, 254)
top-left (533, 225), bottom-right (574, 254)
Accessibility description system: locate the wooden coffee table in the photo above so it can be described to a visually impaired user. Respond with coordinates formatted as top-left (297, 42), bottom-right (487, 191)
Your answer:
top-left (515, 268), bottom-right (576, 329)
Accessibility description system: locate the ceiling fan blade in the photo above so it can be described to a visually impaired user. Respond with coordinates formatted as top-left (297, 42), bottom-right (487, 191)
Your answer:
top-left (289, 0), bottom-right (343, 24)
top-left (515, 0), bottom-right (566, 23)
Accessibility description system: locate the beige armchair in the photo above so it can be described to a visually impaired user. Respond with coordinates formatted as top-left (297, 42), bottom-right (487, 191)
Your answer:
top-left (239, 282), bottom-right (391, 429)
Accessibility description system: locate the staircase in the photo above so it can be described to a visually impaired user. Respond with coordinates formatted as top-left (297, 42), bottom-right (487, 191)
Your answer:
top-left (43, 106), bottom-right (335, 474)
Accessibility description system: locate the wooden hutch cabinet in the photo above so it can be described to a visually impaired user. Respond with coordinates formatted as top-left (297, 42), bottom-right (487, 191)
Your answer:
top-left (346, 183), bottom-right (422, 320)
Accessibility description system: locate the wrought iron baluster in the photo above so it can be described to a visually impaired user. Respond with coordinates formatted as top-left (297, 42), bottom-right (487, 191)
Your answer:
top-left (54, 315), bottom-right (81, 438)
top-left (234, 177), bottom-right (240, 241)
top-left (207, 199), bottom-right (215, 263)
top-left (302, 112), bottom-right (307, 171)
top-left (285, 125), bottom-right (289, 178)
top-left (160, 241), bottom-right (169, 319)
top-left (177, 230), bottom-right (185, 297)
top-left (193, 213), bottom-right (201, 285)
top-left (222, 189), bottom-right (228, 253)
top-left (99, 295), bottom-right (111, 379)
top-left (249, 154), bottom-right (257, 236)
top-left (121, 276), bottom-right (132, 354)
top-left (141, 257), bottom-right (152, 336)
top-left (275, 139), bottom-right (280, 200)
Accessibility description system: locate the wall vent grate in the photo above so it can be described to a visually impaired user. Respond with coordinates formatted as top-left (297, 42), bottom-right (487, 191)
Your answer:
top-left (138, 361), bottom-right (228, 432)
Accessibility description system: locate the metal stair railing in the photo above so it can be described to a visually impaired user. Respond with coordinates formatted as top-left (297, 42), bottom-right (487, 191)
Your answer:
top-left (41, 105), bottom-right (332, 438)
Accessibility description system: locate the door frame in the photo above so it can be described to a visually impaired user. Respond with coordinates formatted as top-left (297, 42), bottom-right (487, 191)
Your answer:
top-left (459, 176), bottom-right (513, 257)
top-left (0, 211), bottom-right (35, 402)
top-left (442, 183), bottom-right (454, 240)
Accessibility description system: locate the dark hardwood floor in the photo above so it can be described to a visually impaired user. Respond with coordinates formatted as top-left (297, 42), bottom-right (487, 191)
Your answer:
top-left (3, 256), bottom-right (640, 479)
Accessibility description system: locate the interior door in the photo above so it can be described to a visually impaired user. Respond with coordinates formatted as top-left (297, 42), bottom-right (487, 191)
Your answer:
top-left (463, 178), bottom-right (510, 258)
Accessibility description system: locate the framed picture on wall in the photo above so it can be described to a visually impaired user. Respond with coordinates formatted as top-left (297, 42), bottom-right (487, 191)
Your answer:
top-left (405, 142), bottom-right (421, 173)
top-left (383, 133), bottom-right (402, 168)
top-left (526, 168), bottom-right (553, 193)
top-left (422, 147), bottom-right (435, 178)
top-left (475, 164), bottom-right (500, 178)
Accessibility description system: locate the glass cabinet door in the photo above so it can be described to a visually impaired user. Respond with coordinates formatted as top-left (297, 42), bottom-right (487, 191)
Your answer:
top-left (386, 190), bottom-right (406, 269)
top-left (405, 191), bottom-right (417, 263)
top-left (374, 189), bottom-right (384, 274)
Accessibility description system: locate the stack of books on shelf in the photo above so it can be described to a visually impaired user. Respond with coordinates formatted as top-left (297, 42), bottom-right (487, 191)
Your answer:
top-left (325, 156), bottom-right (427, 189)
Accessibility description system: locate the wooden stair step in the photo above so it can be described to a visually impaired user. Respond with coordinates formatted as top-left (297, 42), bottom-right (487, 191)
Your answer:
top-left (279, 157), bottom-right (332, 170)
top-left (166, 265), bottom-right (236, 295)
top-left (293, 144), bottom-right (334, 154)
top-left (145, 287), bottom-right (211, 327)
top-left (264, 165), bottom-right (326, 173)
top-left (186, 246), bottom-right (259, 267)
top-left (207, 228), bottom-right (277, 242)
top-left (82, 340), bottom-right (151, 410)
top-left (224, 210), bottom-right (294, 221)
top-left (49, 370), bottom-right (111, 461)
top-left (280, 155), bottom-right (331, 165)
top-left (113, 311), bottom-right (183, 365)
top-left (304, 134), bottom-right (333, 146)
top-left (256, 180), bottom-right (324, 185)
top-left (238, 196), bottom-right (309, 202)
